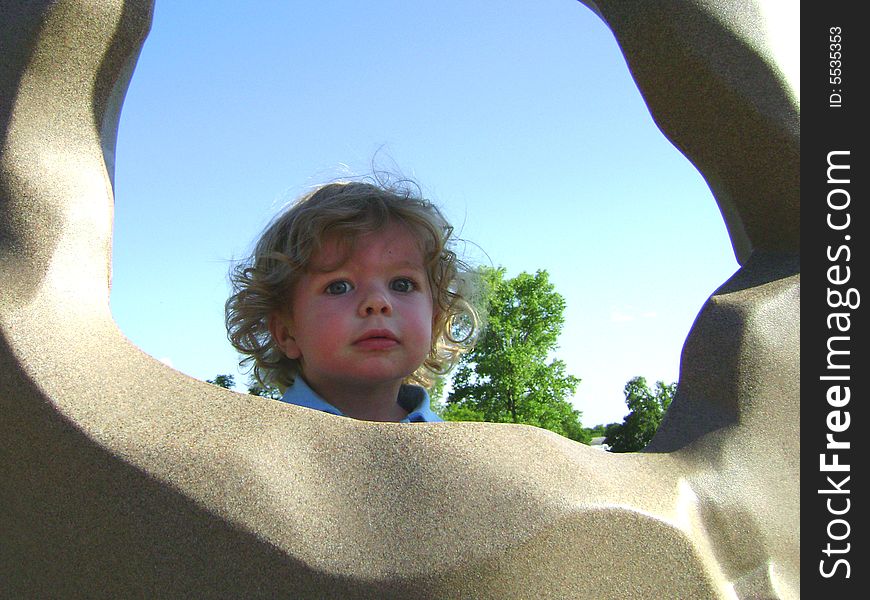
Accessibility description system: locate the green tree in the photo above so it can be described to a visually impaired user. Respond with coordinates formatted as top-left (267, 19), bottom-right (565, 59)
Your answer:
top-left (427, 374), bottom-right (448, 414)
top-left (584, 424), bottom-right (609, 439)
top-left (247, 375), bottom-right (283, 399)
top-left (604, 376), bottom-right (675, 452)
top-left (445, 268), bottom-right (586, 442)
top-left (206, 374), bottom-right (235, 389)
top-left (440, 402), bottom-right (486, 422)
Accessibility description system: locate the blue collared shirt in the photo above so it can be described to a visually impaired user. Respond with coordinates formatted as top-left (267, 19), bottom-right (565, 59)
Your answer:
top-left (279, 377), bottom-right (443, 423)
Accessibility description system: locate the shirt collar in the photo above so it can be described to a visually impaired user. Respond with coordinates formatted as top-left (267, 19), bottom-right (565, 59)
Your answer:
top-left (279, 377), bottom-right (443, 423)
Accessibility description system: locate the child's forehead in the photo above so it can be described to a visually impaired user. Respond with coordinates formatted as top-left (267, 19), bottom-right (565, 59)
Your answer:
top-left (307, 222), bottom-right (428, 272)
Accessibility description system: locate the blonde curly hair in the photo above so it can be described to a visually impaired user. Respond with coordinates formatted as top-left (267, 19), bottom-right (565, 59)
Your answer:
top-left (226, 179), bottom-right (479, 392)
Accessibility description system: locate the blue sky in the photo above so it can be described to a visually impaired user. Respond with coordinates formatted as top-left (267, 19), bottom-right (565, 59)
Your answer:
top-left (110, 0), bottom-right (739, 426)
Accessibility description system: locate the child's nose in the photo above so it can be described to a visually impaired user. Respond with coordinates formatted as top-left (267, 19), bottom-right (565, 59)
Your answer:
top-left (359, 288), bottom-right (392, 317)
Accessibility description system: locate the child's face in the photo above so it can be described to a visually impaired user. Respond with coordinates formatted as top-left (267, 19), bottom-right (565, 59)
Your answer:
top-left (271, 221), bottom-right (435, 397)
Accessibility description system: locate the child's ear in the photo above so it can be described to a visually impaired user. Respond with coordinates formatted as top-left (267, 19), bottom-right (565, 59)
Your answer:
top-left (431, 306), bottom-right (442, 332)
top-left (268, 312), bottom-right (301, 359)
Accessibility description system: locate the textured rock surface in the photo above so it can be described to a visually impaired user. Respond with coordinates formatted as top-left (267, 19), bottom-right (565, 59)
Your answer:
top-left (1, 1), bottom-right (798, 598)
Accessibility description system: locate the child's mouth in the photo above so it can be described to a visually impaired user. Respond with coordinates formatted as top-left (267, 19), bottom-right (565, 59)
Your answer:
top-left (354, 330), bottom-right (399, 350)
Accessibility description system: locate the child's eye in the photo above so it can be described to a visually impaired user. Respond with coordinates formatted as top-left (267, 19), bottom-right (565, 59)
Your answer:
top-left (324, 280), bottom-right (353, 295)
top-left (390, 278), bottom-right (416, 293)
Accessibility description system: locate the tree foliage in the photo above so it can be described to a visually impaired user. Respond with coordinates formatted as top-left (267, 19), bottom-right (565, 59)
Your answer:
top-left (206, 374), bottom-right (235, 389)
top-left (445, 268), bottom-right (586, 442)
top-left (207, 373), bottom-right (284, 400)
top-left (246, 375), bottom-right (283, 399)
top-left (426, 374), bottom-right (448, 414)
top-left (604, 376), bottom-right (675, 452)
top-left (584, 424), bottom-right (609, 439)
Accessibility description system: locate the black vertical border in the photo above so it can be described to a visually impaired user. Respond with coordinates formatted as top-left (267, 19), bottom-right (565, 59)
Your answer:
top-left (803, 3), bottom-right (865, 596)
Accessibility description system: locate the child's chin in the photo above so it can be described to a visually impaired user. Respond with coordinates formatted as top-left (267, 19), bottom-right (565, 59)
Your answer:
top-left (352, 368), bottom-right (414, 385)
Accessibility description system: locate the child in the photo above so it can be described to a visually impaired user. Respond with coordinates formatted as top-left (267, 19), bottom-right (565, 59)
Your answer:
top-left (225, 179), bottom-right (479, 422)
